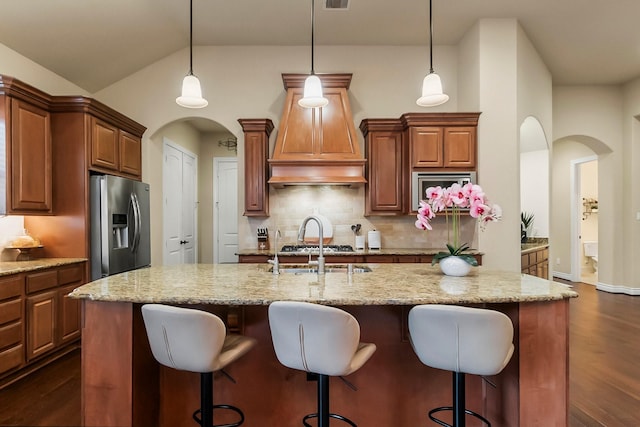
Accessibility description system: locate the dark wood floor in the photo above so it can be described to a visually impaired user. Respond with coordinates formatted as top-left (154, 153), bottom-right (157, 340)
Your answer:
top-left (567, 281), bottom-right (640, 427)
top-left (0, 282), bottom-right (638, 426)
top-left (0, 349), bottom-right (80, 426)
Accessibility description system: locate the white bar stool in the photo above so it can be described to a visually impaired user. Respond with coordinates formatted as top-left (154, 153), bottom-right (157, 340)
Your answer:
top-left (141, 304), bottom-right (256, 427)
top-left (408, 305), bottom-right (515, 427)
top-left (268, 301), bottom-right (377, 427)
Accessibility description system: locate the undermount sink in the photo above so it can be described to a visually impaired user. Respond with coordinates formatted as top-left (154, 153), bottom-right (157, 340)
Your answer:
top-left (270, 265), bottom-right (372, 274)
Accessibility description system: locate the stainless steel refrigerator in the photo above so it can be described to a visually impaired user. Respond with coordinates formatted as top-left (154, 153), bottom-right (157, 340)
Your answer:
top-left (90, 175), bottom-right (151, 281)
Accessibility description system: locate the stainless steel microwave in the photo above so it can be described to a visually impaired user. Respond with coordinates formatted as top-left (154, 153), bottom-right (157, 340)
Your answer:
top-left (412, 171), bottom-right (477, 211)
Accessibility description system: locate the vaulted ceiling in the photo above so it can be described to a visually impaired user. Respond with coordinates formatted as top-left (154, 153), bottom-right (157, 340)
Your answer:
top-left (2, 0), bottom-right (639, 92)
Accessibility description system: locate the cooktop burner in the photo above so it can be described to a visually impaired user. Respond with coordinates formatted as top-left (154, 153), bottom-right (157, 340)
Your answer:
top-left (280, 244), bottom-right (354, 253)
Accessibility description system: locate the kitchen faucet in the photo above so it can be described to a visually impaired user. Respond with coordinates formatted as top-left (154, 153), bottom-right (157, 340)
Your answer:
top-left (297, 215), bottom-right (325, 274)
top-left (268, 229), bottom-right (281, 274)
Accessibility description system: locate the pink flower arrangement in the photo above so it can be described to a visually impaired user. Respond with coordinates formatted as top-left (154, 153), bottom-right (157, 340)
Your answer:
top-left (415, 182), bottom-right (502, 265)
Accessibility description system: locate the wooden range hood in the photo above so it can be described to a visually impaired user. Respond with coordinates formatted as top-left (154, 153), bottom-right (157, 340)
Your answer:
top-left (268, 73), bottom-right (366, 187)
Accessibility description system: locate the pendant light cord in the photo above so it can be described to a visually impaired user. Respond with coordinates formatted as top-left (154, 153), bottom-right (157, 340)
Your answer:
top-left (189, 0), bottom-right (194, 75)
top-left (310, 0), bottom-right (316, 75)
top-left (429, 0), bottom-right (434, 74)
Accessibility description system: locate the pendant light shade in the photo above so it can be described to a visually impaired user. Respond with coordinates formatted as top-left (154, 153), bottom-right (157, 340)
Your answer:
top-left (299, 75), bottom-right (329, 108)
top-left (417, 72), bottom-right (449, 107)
top-left (176, 0), bottom-right (208, 109)
top-left (298, 0), bottom-right (328, 109)
top-left (416, 0), bottom-right (449, 107)
top-left (177, 74), bottom-right (208, 108)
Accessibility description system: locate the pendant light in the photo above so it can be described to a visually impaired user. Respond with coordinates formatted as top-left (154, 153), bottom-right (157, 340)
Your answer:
top-left (298, 0), bottom-right (328, 109)
top-left (176, 0), bottom-right (208, 108)
top-left (416, 0), bottom-right (449, 107)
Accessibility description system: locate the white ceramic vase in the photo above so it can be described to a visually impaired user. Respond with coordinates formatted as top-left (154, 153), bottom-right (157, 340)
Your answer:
top-left (439, 256), bottom-right (472, 277)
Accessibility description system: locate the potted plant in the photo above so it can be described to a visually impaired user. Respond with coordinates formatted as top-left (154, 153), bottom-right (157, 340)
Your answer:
top-left (415, 183), bottom-right (502, 276)
top-left (521, 211), bottom-right (535, 243)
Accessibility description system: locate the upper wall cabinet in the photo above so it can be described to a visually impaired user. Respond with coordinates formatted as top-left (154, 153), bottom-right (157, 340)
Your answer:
top-left (360, 112), bottom-right (481, 216)
top-left (239, 119), bottom-right (274, 217)
top-left (360, 119), bottom-right (406, 215)
top-left (90, 115), bottom-right (142, 179)
top-left (403, 113), bottom-right (480, 171)
top-left (0, 77), bottom-right (53, 215)
top-left (51, 96), bottom-right (146, 181)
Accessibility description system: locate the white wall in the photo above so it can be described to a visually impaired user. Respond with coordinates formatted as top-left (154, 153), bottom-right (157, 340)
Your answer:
top-left (622, 77), bottom-right (640, 288)
top-left (0, 43), bottom-right (88, 96)
top-left (520, 150), bottom-right (550, 237)
top-left (553, 86), bottom-right (622, 287)
top-left (474, 19), bottom-right (520, 271)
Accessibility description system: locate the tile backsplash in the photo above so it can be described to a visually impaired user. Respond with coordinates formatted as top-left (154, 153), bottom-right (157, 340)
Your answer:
top-left (242, 186), bottom-right (478, 250)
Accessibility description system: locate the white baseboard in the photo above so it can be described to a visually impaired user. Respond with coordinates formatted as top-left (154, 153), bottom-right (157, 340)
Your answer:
top-left (596, 282), bottom-right (640, 296)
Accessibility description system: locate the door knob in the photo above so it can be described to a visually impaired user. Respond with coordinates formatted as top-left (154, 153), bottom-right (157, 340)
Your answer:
top-left (180, 240), bottom-right (187, 244)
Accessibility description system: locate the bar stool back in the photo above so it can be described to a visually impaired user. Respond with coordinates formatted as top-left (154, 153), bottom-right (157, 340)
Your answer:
top-left (269, 301), bottom-right (376, 427)
top-left (408, 305), bottom-right (514, 427)
top-left (142, 304), bottom-right (256, 427)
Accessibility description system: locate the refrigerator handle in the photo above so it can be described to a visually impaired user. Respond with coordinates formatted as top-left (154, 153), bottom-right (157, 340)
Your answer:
top-left (130, 193), bottom-right (142, 253)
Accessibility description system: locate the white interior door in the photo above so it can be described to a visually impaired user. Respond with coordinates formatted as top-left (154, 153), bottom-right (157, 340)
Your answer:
top-left (214, 158), bottom-right (238, 263)
top-left (181, 153), bottom-right (197, 263)
top-left (163, 140), bottom-right (198, 265)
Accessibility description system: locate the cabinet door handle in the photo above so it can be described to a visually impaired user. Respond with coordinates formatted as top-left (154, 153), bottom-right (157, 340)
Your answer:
top-left (179, 240), bottom-right (188, 245)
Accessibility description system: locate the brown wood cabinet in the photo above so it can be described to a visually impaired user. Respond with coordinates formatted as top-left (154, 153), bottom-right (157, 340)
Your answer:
top-left (268, 74), bottom-right (366, 186)
top-left (90, 116), bottom-right (142, 179)
top-left (403, 113), bottom-right (480, 171)
top-left (57, 265), bottom-right (83, 345)
top-left (360, 112), bottom-right (480, 216)
top-left (360, 119), bottom-right (406, 215)
top-left (0, 76), bottom-right (53, 215)
top-left (0, 275), bottom-right (24, 376)
top-left (521, 246), bottom-right (549, 278)
top-left (239, 119), bottom-right (274, 217)
top-left (238, 253), bottom-right (483, 265)
top-left (26, 289), bottom-right (57, 361)
top-left (0, 262), bottom-right (85, 387)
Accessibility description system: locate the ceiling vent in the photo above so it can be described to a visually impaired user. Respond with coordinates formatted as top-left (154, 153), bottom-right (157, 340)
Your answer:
top-left (324, 0), bottom-right (350, 10)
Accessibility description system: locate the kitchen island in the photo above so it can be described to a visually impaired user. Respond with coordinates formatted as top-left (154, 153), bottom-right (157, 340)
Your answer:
top-left (71, 263), bottom-right (577, 427)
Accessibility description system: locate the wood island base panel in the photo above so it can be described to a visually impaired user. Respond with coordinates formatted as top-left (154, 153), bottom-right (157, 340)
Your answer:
top-left (71, 263), bottom-right (577, 427)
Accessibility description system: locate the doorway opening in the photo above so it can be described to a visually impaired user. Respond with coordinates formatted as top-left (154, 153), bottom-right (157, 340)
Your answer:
top-left (572, 156), bottom-right (598, 285)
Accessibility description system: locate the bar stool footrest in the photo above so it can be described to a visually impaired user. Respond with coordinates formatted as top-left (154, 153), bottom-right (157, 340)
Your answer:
top-left (193, 404), bottom-right (245, 427)
top-left (428, 406), bottom-right (492, 427)
top-left (303, 412), bottom-right (357, 427)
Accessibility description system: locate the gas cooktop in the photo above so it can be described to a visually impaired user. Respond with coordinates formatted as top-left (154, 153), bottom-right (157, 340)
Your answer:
top-left (280, 244), bottom-right (354, 253)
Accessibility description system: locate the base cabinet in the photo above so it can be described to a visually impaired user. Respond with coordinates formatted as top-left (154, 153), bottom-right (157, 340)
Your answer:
top-left (26, 290), bottom-right (57, 361)
top-left (0, 275), bottom-right (24, 376)
top-left (0, 261), bottom-right (85, 387)
top-left (521, 246), bottom-right (549, 278)
top-left (238, 254), bottom-right (482, 265)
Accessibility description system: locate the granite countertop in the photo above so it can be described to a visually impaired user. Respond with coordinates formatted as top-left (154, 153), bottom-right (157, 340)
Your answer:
top-left (237, 248), bottom-right (483, 256)
top-left (0, 258), bottom-right (87, 277)
top-left (69, 263), bottom-right (577, 306)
